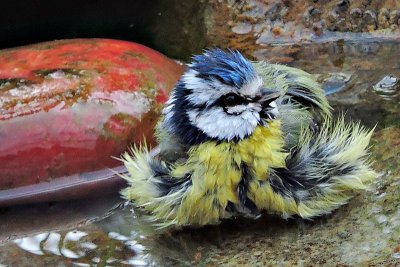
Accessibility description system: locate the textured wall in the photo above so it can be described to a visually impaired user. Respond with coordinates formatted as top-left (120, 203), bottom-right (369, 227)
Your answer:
top-left (204, 0), bottom-right (400, 57)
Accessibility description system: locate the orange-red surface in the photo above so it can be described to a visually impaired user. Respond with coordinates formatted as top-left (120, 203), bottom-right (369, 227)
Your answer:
top-left (0, 39), bottom-right (183, 190)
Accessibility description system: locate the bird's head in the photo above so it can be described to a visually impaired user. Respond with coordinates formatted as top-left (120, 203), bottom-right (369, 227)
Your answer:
top-left (163, 49), bottom-right (280, 145)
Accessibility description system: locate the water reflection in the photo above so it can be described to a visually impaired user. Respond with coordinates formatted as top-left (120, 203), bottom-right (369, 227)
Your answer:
top-left (9, 228), bottom-right (147, 266)
top-left (8, 195), bottom-right (398, 266)
top-left (14, 231), bottom-right (90, 258)
top-left (254, 40), bottom-right (400, 130)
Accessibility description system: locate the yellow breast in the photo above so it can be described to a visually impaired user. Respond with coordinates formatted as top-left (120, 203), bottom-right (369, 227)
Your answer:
top-left (171, 120), bottom-right (287, 226)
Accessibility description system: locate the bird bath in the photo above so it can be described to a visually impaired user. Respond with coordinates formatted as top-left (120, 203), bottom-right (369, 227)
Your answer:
top-left (1, 39), bottom-right (399, 266)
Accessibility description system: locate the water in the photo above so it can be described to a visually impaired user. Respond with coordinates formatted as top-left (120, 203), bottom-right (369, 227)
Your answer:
top-left (1, 40), bottom-right (400, 266)
top-left (253, 40), bottom-right (400, 130)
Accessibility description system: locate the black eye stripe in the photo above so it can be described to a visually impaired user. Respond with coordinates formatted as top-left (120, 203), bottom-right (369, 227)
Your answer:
top-left (217, 93), bottom-right (248, 107)
top-left (252, 95), bottom-right (262, 102)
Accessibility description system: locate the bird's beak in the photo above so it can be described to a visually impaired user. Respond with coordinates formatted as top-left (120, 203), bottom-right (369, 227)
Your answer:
top-left (259, 88), bottom-right (280, 121)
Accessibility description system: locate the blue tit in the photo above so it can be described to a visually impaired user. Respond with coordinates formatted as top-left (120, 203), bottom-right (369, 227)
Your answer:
top-left (120, 49), bottom-right (376, 229)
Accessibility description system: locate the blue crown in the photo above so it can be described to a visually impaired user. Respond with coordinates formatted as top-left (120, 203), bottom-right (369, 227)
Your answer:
top-left (190, 49), bottom-right (256, 88)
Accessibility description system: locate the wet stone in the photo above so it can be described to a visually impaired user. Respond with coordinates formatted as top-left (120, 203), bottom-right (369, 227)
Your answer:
top-left (373, 75), bottom-right (399, 100)
top-left (319, 72), bottom-right (352, 95)
top-left (378, 8), bottom-right (391, 28)
top-left (335, 18), bottom-right (349, 31)
top-left (350, 8), bottom-right (363, 32)
top-left (205, 0), bottom-right (400, 53)
top-left (312, 21), bottom-right (324, 36)
top-left (390, 10), bottom-right (400, 25)
top-left (363, 10), bottom-right (378, 31)
top-left (393, 252), bottom-right (400, 259)
top-left (0, 39), bottom-right (184, 193)
top-left (335, 0), bottom-right (350, 15)
top-left (231, 22), bottom-right (253, 34)
top-left (303, 7), bottom-right (322, 27)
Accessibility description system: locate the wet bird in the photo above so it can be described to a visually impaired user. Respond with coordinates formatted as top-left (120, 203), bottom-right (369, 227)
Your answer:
top-left (120, 49), bottom-right (376, 229)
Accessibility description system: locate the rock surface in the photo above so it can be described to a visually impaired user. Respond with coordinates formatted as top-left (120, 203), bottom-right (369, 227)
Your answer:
top-left (204, 0), bottom-right (400, 58)
top-left (0, 39), bottom-right (184, 191)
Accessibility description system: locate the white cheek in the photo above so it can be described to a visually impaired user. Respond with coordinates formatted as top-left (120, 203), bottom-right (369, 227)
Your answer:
top-left (241, 111), bottom-right (260, 129)
top-left (227, 102), bottom-right (261, 115)
top-left (226, 105), bottom-right (247, 114)
top-left (187, 107), bottom-right (260, 141)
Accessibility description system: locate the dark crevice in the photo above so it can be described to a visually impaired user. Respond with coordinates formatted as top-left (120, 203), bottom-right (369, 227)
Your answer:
top-left (0, 0), bottom-right (208, 61)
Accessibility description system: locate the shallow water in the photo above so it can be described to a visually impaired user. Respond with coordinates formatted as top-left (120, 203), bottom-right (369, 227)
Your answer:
top-left (1, 40), bottom-right (400, 266)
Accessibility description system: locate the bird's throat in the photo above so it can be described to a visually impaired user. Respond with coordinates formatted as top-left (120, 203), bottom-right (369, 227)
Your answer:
top-left (236, 120), bottom-right (287, 178)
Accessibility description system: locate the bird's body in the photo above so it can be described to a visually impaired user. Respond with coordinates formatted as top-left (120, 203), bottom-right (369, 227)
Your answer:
top-left (121, 49), bottom-right (376, 229)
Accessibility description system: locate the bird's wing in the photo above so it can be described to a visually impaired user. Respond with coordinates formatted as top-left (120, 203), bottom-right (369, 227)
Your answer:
top-left (249, 117), bottom-right (376, 219)
top-left (253, 61), bottom-right (332, 149)
top-left (154, 118), bottom-right (189, 163)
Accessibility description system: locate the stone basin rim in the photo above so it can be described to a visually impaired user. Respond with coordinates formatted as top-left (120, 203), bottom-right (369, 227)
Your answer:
top-left (0, 147), bottom-right (161, 207)
top-left (0, 166), bottom-right (127, 208)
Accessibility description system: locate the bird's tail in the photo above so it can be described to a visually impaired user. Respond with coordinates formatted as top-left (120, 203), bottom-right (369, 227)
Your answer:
top-left (120, 145), bottom-right (191, 229)
top-left (266, 117), bottom-right (376, 218)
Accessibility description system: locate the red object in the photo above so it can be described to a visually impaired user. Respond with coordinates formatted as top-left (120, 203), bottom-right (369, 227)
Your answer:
top-left (0, 39), bottom-right (184, 192)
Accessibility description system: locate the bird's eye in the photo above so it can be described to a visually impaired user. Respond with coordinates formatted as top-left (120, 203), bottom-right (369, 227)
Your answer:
top-left (225, 94), bottom-right (237, 105)
top-left (221, 93), bottom-right (247, 106)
